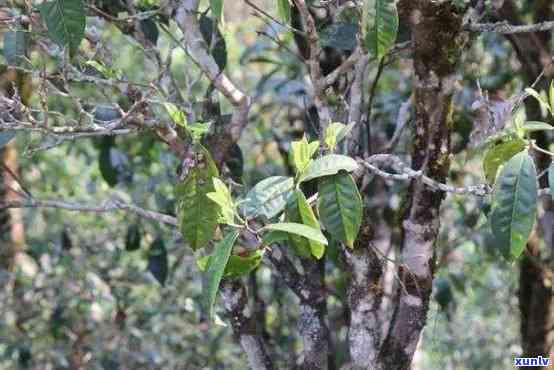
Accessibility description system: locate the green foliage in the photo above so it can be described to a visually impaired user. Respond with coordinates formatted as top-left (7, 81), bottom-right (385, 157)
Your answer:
top-left (207, 178), bottom-right (236, 225)
top-left (148, 237), bottom-right (168, 286)
top-left (525, 87), bottom-right (552, 115)
top-left (204, 230), bottom-right (239, 321)
top-left (285, 190), bottom-right (325, 259)
top-left (210, 0), bottom-right (224, 22)
top-left (277, 0), bottom-right (291, 23)
top-left (290, 136), bottom-right (319, 176)
top-left (263, 222), bottom-right (328, 246)
top-left (362, 0), bottom-right (398, 59)
top-left (482, 138), bottom-right (526, 184)
top-left (299, 154), bottom-right (359, 183)
top-left (241, 176), bottom-right (295, 219)
top-left (39, 0), bottom-right (86, 55)
top-left (317, 172), bottom-right (362, 249)
top-left (324, 122), bottom-right (355, 151)
top-left (176, 148), bottom-right (220, 251)
top-left (490, 151), bottom-right (538, 259)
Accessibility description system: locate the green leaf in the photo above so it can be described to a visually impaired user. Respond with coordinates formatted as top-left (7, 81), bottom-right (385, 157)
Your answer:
top-left (324, 122), bottom-right (356, 151)
top-left (3, 29), bottom-right (27, 66)
top-left (299, 154), bottom-right (359, 183)
top-left (176, 148), bottom-right (220, 250)
top-left (490, 151), bottom-right (538, 259)
top-left (163, 102), bottom-right (187, 127)
top-left (207, 178), bottom-right (236, 225)
top-left (125, 224), bottom-right (141, 251)
top-left (317, 172), bottom-right (362, 249)
top-left (291, 136), bottom-right (319, 175)
top-left (277, 0), bottom-right (291, 23)
top-left (285, 190), bottom-right (325, 259)
top-left (204, 230), bottom-right (239, 321)
top-left (261, 230), bottom-right (289, 246)
top-left (188, 122), bottom-right (212, 142)
top-left (522, 121), bottom-right (554, 132)
top-left (39, 0), bottom-right (86, 55)
top-left (548, 162), bottom-right (554, 201)
top-left (263, 222), bottom-right (328, 246)
top-left (98, 137), bottom-right (118, 187)
top-left (148, 238), bottom-right (168, 286)
top-left (210, 0), bottom-right (224, 22)
top-left (197, 250), bottom-right (264, 278)
top-left (482, 138), bottom-right (526, 184)
top-left (240, 176), bottom-right (294, 219)
top-left (525, 88), bottom-right (552, 114)
top-left (362, 0), bottom-right (399, 60)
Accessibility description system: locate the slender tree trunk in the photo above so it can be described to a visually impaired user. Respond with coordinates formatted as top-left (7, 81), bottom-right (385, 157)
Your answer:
top-left (373, 2), bottom-right (467, 369)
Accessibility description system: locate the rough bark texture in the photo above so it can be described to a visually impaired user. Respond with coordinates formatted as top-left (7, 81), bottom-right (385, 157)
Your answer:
top-left (375, 2), bottom-right (467, 369)
top-left (220, 280), bottom-right (275, 370)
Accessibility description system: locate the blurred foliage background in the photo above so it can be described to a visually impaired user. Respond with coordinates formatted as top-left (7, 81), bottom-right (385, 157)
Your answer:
top-left (0, 0), bottom-right (551, 369)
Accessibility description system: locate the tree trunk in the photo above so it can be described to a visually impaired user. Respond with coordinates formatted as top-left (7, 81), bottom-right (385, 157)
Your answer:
top-left (374, 2), bottom-right (467, 369)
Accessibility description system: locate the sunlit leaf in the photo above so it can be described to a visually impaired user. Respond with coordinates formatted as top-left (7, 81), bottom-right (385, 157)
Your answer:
top-left (285, 190), bottom-right (325, 259)
top-left (263, 222), bottom-right (328, 246)
top-left (291, 136), bottom-right (319, 175)
top-left (207, 178), bottom-right (236, 225)
top-left (164, 102), bottom-right (187, 127)
top-left (482, 137), bottom-right (526, 184)
top-left (299, 154), bottom-right (359, 183)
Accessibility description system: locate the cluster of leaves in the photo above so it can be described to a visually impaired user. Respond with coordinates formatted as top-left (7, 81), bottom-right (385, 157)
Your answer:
top-left (175, 123), bottom-right (362, 320)
top-left (484, 82), bottom-right (554, 259)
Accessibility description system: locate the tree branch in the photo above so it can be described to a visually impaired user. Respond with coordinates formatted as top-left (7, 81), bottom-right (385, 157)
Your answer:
top-left (0, 198), bottom-right (177, 227)
top-left (468, 20), bottom-right (554, 34)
